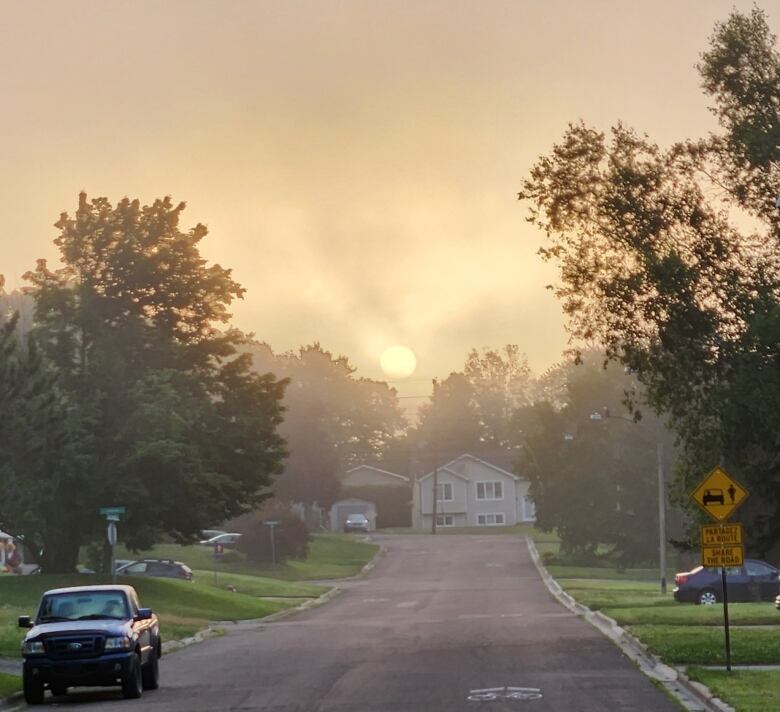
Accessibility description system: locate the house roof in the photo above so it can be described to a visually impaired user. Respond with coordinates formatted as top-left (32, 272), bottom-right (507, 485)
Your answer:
top-left (419, 453), bottom-right (522, 482)
top-left (417, 465), bottom-right (470, 483)
top-left (344, 465), bottom-right (410, 483)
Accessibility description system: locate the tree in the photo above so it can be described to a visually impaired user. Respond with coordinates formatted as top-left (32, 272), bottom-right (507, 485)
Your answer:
top-left (518, 7), bottom-right (780, 555)
top-left (464, 345), bottom-right (533, 450)
top-left (245, 342), bottom-right (405, 515)
top-left (11, 194), bottom-right (287, 571)
top-left (515, 355), bottom-right (673, 565)
top-left (415, 372), bottom-right (485, 468)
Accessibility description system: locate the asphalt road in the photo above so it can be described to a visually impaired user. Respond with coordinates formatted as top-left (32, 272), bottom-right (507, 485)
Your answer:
top-left (33, 535), bottom-right (681, 711)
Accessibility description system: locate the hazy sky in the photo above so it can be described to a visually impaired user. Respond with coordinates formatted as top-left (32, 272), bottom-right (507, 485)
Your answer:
top-left (1, 0), bottom-right (771, 398)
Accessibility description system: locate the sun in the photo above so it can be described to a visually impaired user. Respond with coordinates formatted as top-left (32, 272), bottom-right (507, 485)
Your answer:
top-left (380, 345), bottom-right (417, 380)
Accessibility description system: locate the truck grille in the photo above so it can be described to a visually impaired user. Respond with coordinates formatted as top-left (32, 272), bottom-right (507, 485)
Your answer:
top-left (44, 635), bottom-right (104, 659)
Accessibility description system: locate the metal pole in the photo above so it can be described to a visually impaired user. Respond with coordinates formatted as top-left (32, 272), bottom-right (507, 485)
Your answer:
top-left (431, 462), bottom-right (439, 535)
top-left (270, 525), bottom-right (277, 568)
top-left (111, 544), bottom-right (116, 586)
top-left (431, 378), bottom-right (438, 535)
top-left (657, 442), bottom-right (667, 594)
top-left (722, 566), bottom-right (732, 672)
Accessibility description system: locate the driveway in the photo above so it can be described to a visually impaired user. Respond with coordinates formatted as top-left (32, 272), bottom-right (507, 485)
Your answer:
top-left (28, 534), bottom-right (681, 710)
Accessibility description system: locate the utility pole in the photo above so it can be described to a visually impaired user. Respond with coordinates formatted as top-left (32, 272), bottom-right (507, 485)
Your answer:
top-left (657, 442), bottom-right (667, 594)
top-left (431, 378), bottom-right (439, 535)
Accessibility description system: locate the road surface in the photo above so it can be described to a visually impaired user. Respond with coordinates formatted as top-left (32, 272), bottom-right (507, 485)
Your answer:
top-left (35, 534), bottom-right (681, 710)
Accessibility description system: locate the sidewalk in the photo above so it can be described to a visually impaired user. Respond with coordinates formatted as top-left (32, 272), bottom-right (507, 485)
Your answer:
top-left (0, 659), bottom-right (19, 677)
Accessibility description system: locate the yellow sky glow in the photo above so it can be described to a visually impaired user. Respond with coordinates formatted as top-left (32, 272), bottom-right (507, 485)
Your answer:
top-left (0, 0), bottom-right (770, 398)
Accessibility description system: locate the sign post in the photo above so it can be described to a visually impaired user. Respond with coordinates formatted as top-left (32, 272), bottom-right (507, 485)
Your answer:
top-left (265, 521), bottom-right (279, 569)
top-left (690, 469), bottom-right (749, 673)
top-left (213, 542), bottom-right (224, 585)
top-left (99, 507), bottom-right (126, 584)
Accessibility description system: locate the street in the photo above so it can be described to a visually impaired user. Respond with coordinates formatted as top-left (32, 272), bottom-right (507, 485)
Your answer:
top-left (37, 534), bottom-right (680, 711)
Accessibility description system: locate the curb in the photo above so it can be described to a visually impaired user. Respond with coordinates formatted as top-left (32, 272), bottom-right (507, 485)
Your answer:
top-left (526, 536), bottom-right (735, 712)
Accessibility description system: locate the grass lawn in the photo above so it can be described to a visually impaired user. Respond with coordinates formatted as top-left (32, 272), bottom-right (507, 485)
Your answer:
top-left (191, 570), bottom-right (326, 598)
top-left (115, 534), bottom-right (377, 581)
top-left (630, 624), bottom-right (780, 665)
top-left (0, 573), bottom-right (309, 658)
top-left (686, 668), bottom-right (780, 712)
top-left (0, 672), bottom-right (21, 699)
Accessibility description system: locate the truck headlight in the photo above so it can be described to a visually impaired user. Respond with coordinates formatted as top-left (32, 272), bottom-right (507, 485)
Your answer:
top-left (104, 636), bottom-right (133, 651)
top-left (23, 640), bottom-right (44, 655)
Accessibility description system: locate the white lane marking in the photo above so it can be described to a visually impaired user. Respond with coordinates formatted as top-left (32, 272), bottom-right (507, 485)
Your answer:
top-left (396, 601), bottom-right (418, 608)
top-left (499, 613), bottom-right (524, 618)
top-left (361, 598), bottom-right (389, 604)
top-left (468, 686), bottom-right (543, 702)
top-left (485, 563), bottom-right (505, 568)
top-left (458, 613), bottom-right (494, 619)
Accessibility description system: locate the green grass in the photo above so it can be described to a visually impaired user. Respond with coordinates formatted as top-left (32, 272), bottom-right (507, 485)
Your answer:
top-left (0, 573), bottom-right (307, 658)
top-left (115, 534), bottom-right (377, 581)
top-left (559, 578), bottom-right (677, 609)
top-left (606, 603), bottom-right (779, 627)
top-left (548, 565), bottom-right (675, 581)
top-left (0, 672), bottom-right (21, 699)
top-left (631, 625), bottom-right (780, 665)
top-left (191, 570), bottom-right (326, 598)
top-left (686, 668), bottom-right (780, 712)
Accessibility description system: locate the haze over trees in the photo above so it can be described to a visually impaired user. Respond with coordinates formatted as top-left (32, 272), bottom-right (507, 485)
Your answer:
top-left (519, 7), bottom-right (780, 554)
top-left (245, 341), bottom-right (405, 521)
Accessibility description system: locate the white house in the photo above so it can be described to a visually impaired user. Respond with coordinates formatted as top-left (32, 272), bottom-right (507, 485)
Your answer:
top-left (411, 454), bottom-right (535, 529)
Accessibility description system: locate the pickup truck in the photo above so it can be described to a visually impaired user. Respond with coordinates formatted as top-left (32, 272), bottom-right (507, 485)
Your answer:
top-left (19, 584), bottom-right (161, 704)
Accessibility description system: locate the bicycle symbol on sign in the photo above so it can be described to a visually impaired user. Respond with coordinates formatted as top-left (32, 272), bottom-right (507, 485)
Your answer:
top-left (468, 686), bottom-right (543, 702)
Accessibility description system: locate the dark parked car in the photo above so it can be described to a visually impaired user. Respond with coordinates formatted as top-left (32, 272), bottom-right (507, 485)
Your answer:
top-left (673, 559), bottom-right (780, 605)
top-left (116, 559), bottom-right (193, 581)
top-left (343, 513), bottom-right (370, 533)
top-left (19, 584), bottom-right (161, 704)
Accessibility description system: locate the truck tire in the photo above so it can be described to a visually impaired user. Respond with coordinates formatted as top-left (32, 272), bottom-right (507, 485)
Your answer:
top-left (23, 670), bottom-right (44, 705)
top-left (121, 654), bottom-right (143, 699)
top-left (142, 645), bottom-right (160, 690)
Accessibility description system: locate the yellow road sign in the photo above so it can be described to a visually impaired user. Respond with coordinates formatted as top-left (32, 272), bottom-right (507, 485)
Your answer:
top-left (702, 545), bottom-right (744, 568)
top-left (690, 467), bottom-right (749, 521)
top-left (700, 523), bottom-right (743, 547)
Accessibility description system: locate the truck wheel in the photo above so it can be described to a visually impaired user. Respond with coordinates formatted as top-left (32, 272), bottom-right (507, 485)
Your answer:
top-left (121, 654), bottom-right (143, 699)
top-left (50, 683), bottom-right (67, 697)
top-left (23, 671), bottom-right (44, 705)
top-left (142, 646), bottom-right (160, 690)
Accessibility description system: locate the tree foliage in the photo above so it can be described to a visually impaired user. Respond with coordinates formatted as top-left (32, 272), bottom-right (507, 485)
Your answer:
top-left (515, 356), bottom-right (674, 565)
top-left (3, 193), bottom-right (288, 571)
top-left (246, 342), bottom-right (405, 510)
top-left (519, 7), bottom-right (780, 554)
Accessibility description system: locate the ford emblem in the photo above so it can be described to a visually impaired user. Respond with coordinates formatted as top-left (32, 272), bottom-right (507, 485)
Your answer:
top-left (67, 642), bottom-right (83, 650)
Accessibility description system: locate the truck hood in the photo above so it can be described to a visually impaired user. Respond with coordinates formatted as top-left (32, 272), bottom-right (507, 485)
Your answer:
top-left (26, 619), bottom-right (131, 640)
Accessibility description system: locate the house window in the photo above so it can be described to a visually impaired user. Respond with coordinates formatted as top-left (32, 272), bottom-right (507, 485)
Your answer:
top-left (477, 513), bottom-right (505, 526)
top-left (476, 481), bottom-right (503, 500)
top-left (435, 515), bottom-right (454, 527)
top-left (436, 483), bottom-right (453, 501)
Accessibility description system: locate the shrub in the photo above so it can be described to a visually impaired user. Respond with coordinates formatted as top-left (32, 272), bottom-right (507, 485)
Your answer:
top-left (235, 511), bottom-right (311, 564)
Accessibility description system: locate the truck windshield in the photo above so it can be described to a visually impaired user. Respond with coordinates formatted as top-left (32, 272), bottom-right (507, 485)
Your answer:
top-left (38, 591), bottom-right (130, 622)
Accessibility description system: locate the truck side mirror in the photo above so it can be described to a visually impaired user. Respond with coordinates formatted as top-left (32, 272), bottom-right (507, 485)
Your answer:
top-left (135, 608), bottom-right (153, 621)
top-left (18, 616), bottom-right (33, 628)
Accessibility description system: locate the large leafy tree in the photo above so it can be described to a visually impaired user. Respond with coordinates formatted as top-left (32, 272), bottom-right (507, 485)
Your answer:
top-left (518, 7), bottom-right (780, 554)
top-left (246, 342), bottom-right (404, 513)
top-left (8, 194), bottom-right (287, 571)
top-left (515, 356), bottom-right (674, 565)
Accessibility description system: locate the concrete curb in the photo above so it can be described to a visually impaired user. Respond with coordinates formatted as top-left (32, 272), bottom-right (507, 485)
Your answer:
top-left (526, 537), bottom-right (735, 712)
